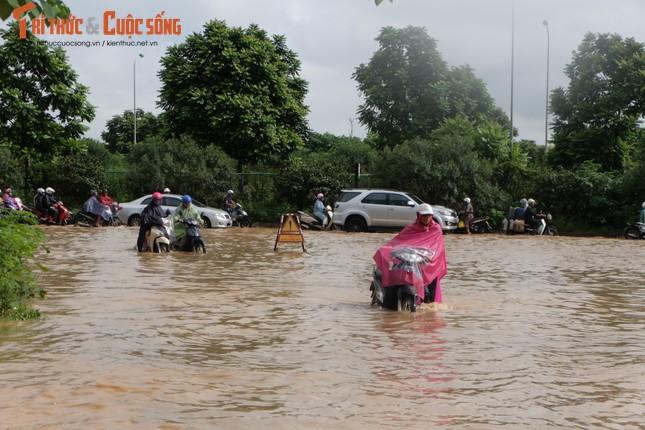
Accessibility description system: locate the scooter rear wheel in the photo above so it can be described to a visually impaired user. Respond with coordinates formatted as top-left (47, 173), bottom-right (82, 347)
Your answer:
top-left (194, 243), bottom-right (206, 253)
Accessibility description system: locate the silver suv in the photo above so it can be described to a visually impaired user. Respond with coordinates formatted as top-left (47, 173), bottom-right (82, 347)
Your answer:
top-left (332, 189), bottom-right (458, 233)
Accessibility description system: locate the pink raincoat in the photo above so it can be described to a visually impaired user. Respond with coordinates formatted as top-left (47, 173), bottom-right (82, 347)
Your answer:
top-left (373, 217), bottom-right (447, 303)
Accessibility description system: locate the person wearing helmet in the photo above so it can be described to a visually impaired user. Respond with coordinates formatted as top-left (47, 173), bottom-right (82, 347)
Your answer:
top-left (639, 202), bottom-right (645, 224)
top-left (372, 202), bottom-right (447, 307)
top-left (44, 187), bottom-right (60, 222)
top-left (460, 197), bottom-right (474, 234)
top-left (173, 195), bottom-right (202, 249)
top-left (137, 192), bottom-right (168, 251)
top-left (163, 188), bottom-right (171, 194)
top-left (313, 192), bottom-right (328, 227)
top-left (33, 188), bottom-right (47, 212)
top-left (222, 189), bottom-right (236, 216)
top-left (98, 189), bottom-right (115, 206)
top-left (524, 198), bottom-right (545, 234)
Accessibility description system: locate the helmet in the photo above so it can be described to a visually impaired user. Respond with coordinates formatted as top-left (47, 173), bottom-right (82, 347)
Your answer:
top-left (417, 203), bottom-right (434, 215)
top-left (181, 195), bottom-right (192, 203)
top-left (317, 193), bottom-right (324, 199)
top-left (101, 189), bottom-right (108, 193)
top-left (46, 187), bottom-right (54, 194)
top-left (463, 197), bottom-right (471, 203)
top-left (90, 190), bottom-right (97, 197)
top-left (520, 198), bottom-right (528, 208)
top-left (227, 189), bottom-right (234, 195)
top-left (163, 188), bottom-right (170, 193)
top-left (152, 192), bottom-right (163, 200)
top-left (37, 188), bottom-right (45, 194)
top-left (642, 202), bottom-right (645, 209)
top-left (528, 198), bottom-right (536, 205)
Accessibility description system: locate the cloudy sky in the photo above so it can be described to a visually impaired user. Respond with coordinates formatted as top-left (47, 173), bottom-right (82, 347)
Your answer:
top-left (4, 0), bottom-right (644, 145)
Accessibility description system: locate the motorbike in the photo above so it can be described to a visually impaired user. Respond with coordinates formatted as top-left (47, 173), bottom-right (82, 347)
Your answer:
top-left (174, 219), bottom-right (207, 253)
top-left (142, 215), bottom-right (173, 253)
top-left (71, 203), bottom-right (121, 227)
top-left (501, 210), bottom-right (558, 236)
top-left (455, 216), bottom-right (494, 234)
top-left (26, 202), bottom-right (72, 225)
top-left (298, 205), bottom-right (334, 230)
top-left (370, 246), bottom-right (438, 313)
top-left (623, 222), bottom-right (645, 239)
top-left (232, 203), bottom-right (252, 227)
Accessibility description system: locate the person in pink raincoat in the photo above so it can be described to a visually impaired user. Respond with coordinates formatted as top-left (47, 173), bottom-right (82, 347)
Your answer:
top-left (373, 203), bottom-right (447, 306)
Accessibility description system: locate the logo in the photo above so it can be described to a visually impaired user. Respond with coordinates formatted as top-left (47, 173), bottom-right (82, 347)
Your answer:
top-left (11, 2), bottom-right (182, 39)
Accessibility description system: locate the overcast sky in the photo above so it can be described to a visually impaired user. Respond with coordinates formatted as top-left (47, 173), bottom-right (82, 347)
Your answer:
top-left (4, 0), bottom-right (644, 145)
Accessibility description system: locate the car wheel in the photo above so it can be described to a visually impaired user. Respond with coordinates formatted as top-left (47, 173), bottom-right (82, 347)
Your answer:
top-left (201, 216), bottom-right (211, 229)
top-left (128, 215), bottom-right (141, 227)
top-left (344, 216), bottom-right (367, 232)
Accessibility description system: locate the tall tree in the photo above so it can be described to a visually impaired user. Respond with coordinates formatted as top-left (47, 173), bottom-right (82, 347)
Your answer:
top-left (101, 109), bottom-right (161, 154)
top-left (549, 32), bottom-right (645, 171)
top-left (353, 26), bottom-right (508, 148)
top-left (157, 20), bottom-right (309, 165)
top-left (0, 22), bottom-right (95, 159)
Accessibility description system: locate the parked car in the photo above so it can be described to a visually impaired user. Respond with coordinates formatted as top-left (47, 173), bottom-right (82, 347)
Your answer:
top-left (331, 189), bottom-right (458, 233)
top-left (115, 194), bottom-right (233, 228)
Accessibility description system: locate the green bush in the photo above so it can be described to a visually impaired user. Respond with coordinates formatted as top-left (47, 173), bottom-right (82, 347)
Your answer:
top-left (0, 211), bottom-right (47, 320)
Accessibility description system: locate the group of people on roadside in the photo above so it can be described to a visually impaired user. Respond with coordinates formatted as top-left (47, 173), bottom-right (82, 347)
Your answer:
top-left (2, 186), bottom-right (62, 223)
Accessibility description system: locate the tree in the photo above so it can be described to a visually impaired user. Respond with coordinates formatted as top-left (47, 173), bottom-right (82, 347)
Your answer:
top-left (353, 26), bottom-right (508, 148)
top-left (101, 109), bottom-right (161, 154)
top-left (0, 22), bottom-right (95, 160)
top-left (0, 0), bottom-right (69, 24)
top-left (157, 20), bottom-right (309, 165)
top-left (549, 32), bottom-right (645, 172)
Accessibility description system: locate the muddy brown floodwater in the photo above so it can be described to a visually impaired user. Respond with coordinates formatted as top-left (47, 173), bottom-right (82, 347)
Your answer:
top-left (1, 226), bottom-right (644, 429)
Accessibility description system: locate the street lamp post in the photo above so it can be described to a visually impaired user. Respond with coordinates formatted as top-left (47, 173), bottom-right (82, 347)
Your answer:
top-left (542, 20), bottom-right (550, 153)
top-left (133, 54), bottom-right (143, 145)
top-left (509, 0), bottom-right (515, 143)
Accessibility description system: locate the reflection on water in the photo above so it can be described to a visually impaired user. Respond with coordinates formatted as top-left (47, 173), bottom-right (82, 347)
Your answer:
top-left (1, 227), bottom-right (644, 429)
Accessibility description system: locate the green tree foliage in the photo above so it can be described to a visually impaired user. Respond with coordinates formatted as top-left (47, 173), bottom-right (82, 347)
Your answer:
top-left (125, 135), bottom-right (237, 206)
top-left (0, 22), bottom-right (95, 160)
top-left (157, 20), bottom-right (309, 165)
top-left (370, 136), bottom-right (506, 216)
top-left (101, 109), bottom-right (161, 154)
top-left (276, 152), bottom-right (353, 212)
top-left (353, 26), bottom-right (508, 148)
top-left (0, 211), bottom-right (46, 320)
top-left (0, 0), bottom-right (69, 23)
top-left (549, 32), bottom-right (645, 172)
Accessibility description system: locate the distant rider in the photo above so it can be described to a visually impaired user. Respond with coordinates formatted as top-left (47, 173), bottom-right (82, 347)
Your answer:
top-left (173, 195), bottom-right (202, 249)
top-left (82, 190), bottom-right (110, 227)
top-left (313, 193), bottom-right (328, 227)
top-left (2, 188), bottom-right (20, 210)
top-left (98, 189), bottom-right (115, 206)
top-left (34, 188), bottom-right (47, 212)
top-left (44, 187), bottom-right (59, 223)
top-left (524, 198), bottom-right (545, 234)
top-left (137, 192), bottom-right (167, 252)
top-left (640, 202), bottom-right (645, 223)
top-left (223, 190), bottom-right (236, 217)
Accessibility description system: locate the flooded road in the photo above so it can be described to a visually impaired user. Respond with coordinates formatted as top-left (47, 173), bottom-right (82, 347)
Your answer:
top-left (1, 226), bottom-right (644, 429)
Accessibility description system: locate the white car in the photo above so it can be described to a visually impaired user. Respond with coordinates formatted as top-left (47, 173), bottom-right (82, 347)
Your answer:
top-left (332, 189), bottom-right (458, 233)
top-left (115, 194), bottom-right (233, 228)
